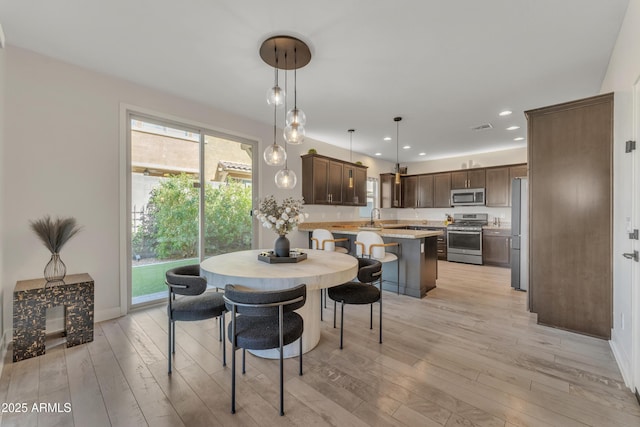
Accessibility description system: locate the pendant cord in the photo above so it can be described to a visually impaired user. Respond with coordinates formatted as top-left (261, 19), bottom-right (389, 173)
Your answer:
top-left (284, 53), bottom-right (288, 169)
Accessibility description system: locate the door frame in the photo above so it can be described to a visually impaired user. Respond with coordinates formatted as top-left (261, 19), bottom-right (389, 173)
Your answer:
top-left (119, 104), bottom-right (259, 315)
top-left (632, 79), bottom-right (640, 397)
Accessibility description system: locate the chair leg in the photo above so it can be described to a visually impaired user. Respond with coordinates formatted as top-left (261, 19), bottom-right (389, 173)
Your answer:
top-left (333, 300), bottom-right (337, 328)
top-left (171, 321), bottom-right (176, 354)
top-left (167, 317), bottom-right (172, 374)
top-left (340, 301), bottom-right (345, 350)
top-left (380, 278), bottom-right (383, 344)
top-left (221, 313), bottom-right (226, 367)
top-left (242, 349), bottom-right (246, 375)
top-left (370, 304), bottom-right (373, 329)
top-left (231, 343), bottom-right (236, 414)
top-left (320, 291), bottom-right (323, 321)
top-left (218, 315), bottom-right (222, 342)
top-left (397, 259), bottom-right (400, 295)
top-left (299, 337), bottom-right (303, 376)
top-left (279, 346), bottom-right (284, 416)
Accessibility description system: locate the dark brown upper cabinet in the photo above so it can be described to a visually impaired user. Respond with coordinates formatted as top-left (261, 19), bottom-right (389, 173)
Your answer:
top-left (403, 175), bottom-right (434, 208)
top-left (301, 153), bottom-right (366, 206)
top-left (380, 173), bottom-right (403, 208)
top-left (433, 173), bottom-right (452, 208)
top-left (486, 164), bottom-right (527, 207)
top-left (450, 169), bottom-right (485, 189)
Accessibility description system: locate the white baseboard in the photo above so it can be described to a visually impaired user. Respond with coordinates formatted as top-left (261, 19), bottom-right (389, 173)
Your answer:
top-left (610, 330), bottom-right (633, 391)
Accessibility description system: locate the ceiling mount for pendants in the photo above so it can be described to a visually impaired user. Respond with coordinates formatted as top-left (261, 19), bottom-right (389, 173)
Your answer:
top-left (259, 36), bottom-right (312, 70)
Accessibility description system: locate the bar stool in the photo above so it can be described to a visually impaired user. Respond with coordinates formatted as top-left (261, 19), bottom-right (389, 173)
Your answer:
top-left (311, 228), bottom-right (350, 320)
top-left (355, 231), bottom-right (401, 294)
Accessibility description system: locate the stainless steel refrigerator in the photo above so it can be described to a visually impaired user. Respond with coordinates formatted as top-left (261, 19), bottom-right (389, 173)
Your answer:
top-left (511, 177), bottom-right (528, 292)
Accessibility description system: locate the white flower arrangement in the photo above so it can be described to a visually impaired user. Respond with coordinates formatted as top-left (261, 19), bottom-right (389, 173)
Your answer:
top-left (254, 195), bottom-right (309, 236)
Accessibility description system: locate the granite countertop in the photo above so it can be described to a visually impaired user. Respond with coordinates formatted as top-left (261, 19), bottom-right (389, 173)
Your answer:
top-left (298, 222), bottom-right (443, 239)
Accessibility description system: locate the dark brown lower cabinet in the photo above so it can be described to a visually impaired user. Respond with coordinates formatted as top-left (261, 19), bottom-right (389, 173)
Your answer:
top-left (526, 93), bottom-right (612, 339)
top-left (482, 229), bottom-right (510, 267)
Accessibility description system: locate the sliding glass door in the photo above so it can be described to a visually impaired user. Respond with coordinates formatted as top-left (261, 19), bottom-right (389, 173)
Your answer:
top-left (128, 114), bottom-right (255, 306)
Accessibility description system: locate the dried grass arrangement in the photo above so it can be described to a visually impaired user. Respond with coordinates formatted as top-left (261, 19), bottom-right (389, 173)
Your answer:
top-left (30, 216), bottom-right (82, 254)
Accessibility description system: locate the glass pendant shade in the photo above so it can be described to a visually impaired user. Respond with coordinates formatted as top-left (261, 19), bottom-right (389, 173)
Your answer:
top-left (395, 172), bottom-right (401, 185)
top-left (263, 143), bottom-right (287, 166)
top-left (286, 108), bottom-right (306, 126)
top-left (266, 85), bottom-right (285, 107)
top-left (275, 168), bottom-right (297, 189)
top-left (284, 122), bottom-right (305, 144)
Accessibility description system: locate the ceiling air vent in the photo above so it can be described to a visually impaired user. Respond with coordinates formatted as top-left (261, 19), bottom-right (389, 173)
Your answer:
top-left (471, 123), bottom-right (493, 131)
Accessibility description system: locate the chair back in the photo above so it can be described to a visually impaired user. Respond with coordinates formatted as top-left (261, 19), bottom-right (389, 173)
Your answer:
top-left (356, 258), bottom-right (383, 283)
top-left (224, 284), bottom-right (306, 316)
top-left (356, 231), bottom-right (386, 259)
top-left (165, 264), bottom-right (207, 296)
top-left (312, 229), bottom-right (335, 251)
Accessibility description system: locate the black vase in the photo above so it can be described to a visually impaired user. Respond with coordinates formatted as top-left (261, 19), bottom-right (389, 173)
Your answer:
top-left (274, 234), bottom-right (290, 257)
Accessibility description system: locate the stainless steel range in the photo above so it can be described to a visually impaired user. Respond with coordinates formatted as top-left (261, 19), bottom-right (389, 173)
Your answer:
top-left (447, 213), bottom-right (488, 265)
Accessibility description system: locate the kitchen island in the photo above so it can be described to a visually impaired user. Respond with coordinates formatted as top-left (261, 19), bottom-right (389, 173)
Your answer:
top-left (298, 223), bottom-right (442, 298)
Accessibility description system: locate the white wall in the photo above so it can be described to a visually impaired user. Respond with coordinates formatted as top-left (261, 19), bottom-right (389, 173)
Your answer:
top-left (0, 23), bottom-right (6, 356)
top-left (600, 0), bottom-right (640, 390)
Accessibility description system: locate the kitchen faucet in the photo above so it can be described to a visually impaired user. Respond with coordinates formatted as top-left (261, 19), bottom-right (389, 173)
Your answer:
top-left (370, 208), bottom-right (381, 226)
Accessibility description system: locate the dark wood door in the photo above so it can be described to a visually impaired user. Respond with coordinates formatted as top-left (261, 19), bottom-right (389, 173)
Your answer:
top-left (402, 176), bottom-right (417, 208)
top-left (312, 156), bottom-right (330, 204)
top-left (433, 173), bottom-right (451, 207)
top-left (483, 230), bottom-right (510, 267)
top-left (485, 167), bottom-right (510, 207)
top-left (509, 164), bottom-right (528, 206)
top-left (380, 174), bottom-right (394, 208)
top-left (527, 93), bottom-right (613, 339)
top-left (328, 160), bottom-right (343, 204)
top-left (354, 167), bottom-right (367, 206)
top-left (342, 165), bottom-right (356, 205)
top-left (468, 169), bottom-right (486, 188)
top-left (417, 174), bottom-right (434, 208)
top-left (450, 171), bottom-right (468, 189)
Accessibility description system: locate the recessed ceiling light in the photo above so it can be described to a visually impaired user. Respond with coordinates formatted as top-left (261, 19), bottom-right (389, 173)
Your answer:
top-left (403, 145), bottom-right (411, 149)
top-left (499, 110), bottom-right (512, 116)
top-left (375, 152), bottom-right (382, 156)
top-left (419, 152), bottom-right (426, 156)
top-left (506, 125), bottom-right (520, 130)
top-left (514, 137), bottom-right (525, 141)
top-left (383, 137), bottom-right (392, 141)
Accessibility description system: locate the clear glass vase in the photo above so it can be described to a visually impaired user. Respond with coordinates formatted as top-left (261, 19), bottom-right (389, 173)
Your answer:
top-left (44, 252), bottom-right (66, 285)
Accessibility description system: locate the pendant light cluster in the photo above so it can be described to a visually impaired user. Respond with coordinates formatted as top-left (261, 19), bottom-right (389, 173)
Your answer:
top-left (260, 35), bottom-right (311, 189)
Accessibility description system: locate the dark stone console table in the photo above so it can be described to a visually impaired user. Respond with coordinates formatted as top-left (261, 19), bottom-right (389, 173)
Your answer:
top-left (13, 273), bottom-right (94, 362)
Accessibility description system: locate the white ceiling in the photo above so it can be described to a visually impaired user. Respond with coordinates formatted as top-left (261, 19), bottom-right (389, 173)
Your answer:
top-left (0, 0), bottom-right (629, 163)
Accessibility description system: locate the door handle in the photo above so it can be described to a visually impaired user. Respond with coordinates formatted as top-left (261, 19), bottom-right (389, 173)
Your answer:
top-left (622, 251), bottom-right (638, 262)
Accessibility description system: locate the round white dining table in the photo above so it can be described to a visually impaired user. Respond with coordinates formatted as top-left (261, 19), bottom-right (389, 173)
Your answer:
top-left (200, 249), bottom-right (358, 358)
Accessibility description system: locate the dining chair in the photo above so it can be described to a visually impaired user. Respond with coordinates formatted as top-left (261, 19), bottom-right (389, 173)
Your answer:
top-left (165, 264), bottom-right (227, 374)
top-left (355, 230), bottom-right (401, 294)
top-left (311, 228), bottom-right (349, 321)
top-left (327, 258), bottom-right (383, 349)
top-left (224, 283), bottom-right (307, 416)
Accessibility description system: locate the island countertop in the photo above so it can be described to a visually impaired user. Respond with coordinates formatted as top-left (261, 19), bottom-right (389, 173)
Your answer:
top-left (297, 222), bottom-right (443, 239)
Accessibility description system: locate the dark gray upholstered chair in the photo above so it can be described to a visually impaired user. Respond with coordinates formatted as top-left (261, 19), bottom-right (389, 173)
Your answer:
top-left (165, 264), bottom-right (227, 374)
top-left (327, 258), bottom-right (383, 349)
top-left (224, 284), bottom-right (306, 416)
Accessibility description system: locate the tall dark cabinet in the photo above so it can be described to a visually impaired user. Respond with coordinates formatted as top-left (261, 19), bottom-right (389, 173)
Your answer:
top-left (526, 93), bottom-right (613, 339)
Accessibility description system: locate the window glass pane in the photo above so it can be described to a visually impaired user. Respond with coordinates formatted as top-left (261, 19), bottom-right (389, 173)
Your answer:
top-left (131, 117), bottom-right (200, 305)
top-left (203, 134), bottom-right (253, 258)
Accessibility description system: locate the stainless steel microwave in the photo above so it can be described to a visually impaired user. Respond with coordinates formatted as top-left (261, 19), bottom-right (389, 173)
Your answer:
top-left (451, 188), bottom-right (485, 206)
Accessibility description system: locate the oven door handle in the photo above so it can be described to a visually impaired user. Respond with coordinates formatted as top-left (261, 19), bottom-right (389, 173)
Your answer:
top-left (448, 231), bottom-right (480, 235)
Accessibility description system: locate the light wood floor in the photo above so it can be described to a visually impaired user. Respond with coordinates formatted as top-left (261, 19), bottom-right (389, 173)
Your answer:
top-left (1, 261), bottom-right (638, 427)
